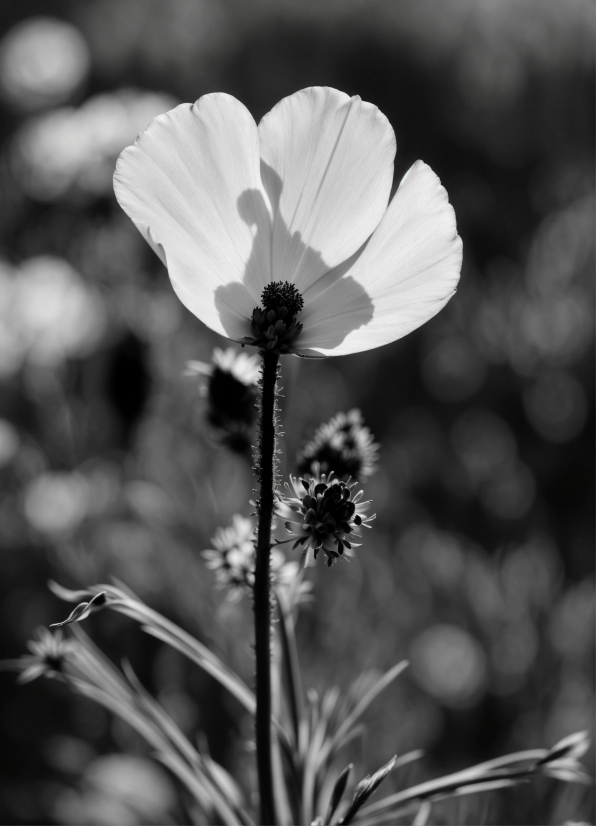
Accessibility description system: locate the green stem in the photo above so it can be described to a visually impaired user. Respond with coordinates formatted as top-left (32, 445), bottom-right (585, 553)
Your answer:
top-left (254, 349), bottom-right (280, 825)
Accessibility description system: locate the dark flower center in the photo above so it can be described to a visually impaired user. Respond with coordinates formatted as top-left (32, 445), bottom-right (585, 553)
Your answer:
top-left (243, 281), bottom-right (305, 354)
top-left (303, 480), bottom-right (359, 539)
top-left (44, 654), bottom-right (64, 672)
top-left (261, 282), bottom-right (304, 316)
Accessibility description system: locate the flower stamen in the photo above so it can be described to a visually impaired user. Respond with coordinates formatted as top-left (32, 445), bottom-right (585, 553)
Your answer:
top-left (244, 282), bottom-right (304, 354)
top-left (277, 473), bottom-right (375, 567)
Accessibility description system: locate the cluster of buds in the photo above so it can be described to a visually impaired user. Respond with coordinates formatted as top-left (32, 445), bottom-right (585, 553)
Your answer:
top-left (243, 282), bottom-right (304, 354)
top-left (277, 473), bottom-right (375, 567)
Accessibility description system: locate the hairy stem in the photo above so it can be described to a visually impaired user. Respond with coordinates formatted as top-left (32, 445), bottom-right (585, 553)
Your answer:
top-left (254, 349), bottom-right (280, 825)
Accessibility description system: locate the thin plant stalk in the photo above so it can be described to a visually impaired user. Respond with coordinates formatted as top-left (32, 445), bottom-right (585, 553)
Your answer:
top-left (254, 349), bottom-right (280, 825)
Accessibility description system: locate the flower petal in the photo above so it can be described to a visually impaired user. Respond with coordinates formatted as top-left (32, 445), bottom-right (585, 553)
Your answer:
top-left (259, 86), bottom-right (395, 292)
top-left (114, 94), bottom-right (271, 340)
top-left (298, 161), bottom-right (462, 356)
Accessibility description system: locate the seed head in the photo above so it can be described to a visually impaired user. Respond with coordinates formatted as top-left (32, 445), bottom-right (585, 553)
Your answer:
top-left (278, 473), bottom-right (375, 567)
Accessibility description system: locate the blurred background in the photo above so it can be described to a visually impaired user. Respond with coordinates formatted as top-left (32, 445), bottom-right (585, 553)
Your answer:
top-left (0, 1), bottom-right (593, 824)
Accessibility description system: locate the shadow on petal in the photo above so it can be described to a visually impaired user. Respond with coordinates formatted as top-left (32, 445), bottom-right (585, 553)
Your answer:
top-left (215, 165), bottom-right (374, 351)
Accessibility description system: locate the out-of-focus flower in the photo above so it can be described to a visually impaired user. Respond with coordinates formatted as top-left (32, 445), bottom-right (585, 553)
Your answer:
top-left (187, 347), bottom-right (260, 389)
top-left (186, 347), bottom-right (259, 454)
top-left (203, 515), bottom-right (302, 601)
top-left (203, 515), bottom-right (255, 600)
top-left (1, 628), bottom-right (75, 683)
top-left (410, 624), bottom-right (488, 707)
top-left (114, 87), bottom-right (462, 356)
top-left (278, 474), bottom-right (374, 567)
top-left (297, 409), bottom-right (378, 482)
top-left (0, 256), bottom-right (105, 372)
top-left (23, 471), bottom-right (90, 537)
top-left (13, 89), bottom-right (177, 200)
top-left (0, 17), bottom-right (90, 110)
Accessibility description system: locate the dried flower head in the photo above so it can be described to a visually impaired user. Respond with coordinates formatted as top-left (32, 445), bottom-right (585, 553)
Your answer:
top-left (203, 515), bottom-right (306, 601)
top-left (297, 409), bottom-right (378, 482)
top-left (186, 347), bottom-right (259, 453)
top-left (278, 474), bottom-right (375, 567)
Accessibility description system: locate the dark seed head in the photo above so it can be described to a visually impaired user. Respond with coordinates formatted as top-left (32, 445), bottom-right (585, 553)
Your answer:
top-left (261, 281), bottom-right (304, 316)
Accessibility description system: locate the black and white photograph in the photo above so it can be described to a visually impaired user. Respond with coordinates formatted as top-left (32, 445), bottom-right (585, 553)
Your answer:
top-left (0, 2), bottom-right (593, 824)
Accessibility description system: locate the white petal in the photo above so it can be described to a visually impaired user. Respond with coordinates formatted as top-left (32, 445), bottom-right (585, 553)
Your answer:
top-left (114, 94), bottom-right (272, 340)
top-left (298, 161), bottom-right (462, 356)
top-left (259, 86), bottom-right (395, 292)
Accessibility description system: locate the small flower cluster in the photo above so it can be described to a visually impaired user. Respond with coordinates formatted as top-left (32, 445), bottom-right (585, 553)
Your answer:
top-left (243, 282), bottom-right (304, 354)
top-left (297, 409), bottom-right (378, 482)
top-left (186, 348), bottom-right (259, 454)
top-left (278, 473), bottom-right (375, 567)
top-left (203, 515), bottom-right (307, 601)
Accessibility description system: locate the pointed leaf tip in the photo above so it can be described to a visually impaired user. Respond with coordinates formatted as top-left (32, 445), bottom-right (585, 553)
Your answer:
top-left (340, 756), bottom-right (397, 824)
top-left (325, 763), bottom-right (353, 824)
top-left (49, 591), bottom-right (107, 627)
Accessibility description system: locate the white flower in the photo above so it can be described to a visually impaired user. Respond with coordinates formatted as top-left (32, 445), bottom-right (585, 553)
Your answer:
top-left (114, 87), bottom-right (462, 357)
top-left (186, 347), bottom-right (260, 391)
top-left (203, 514), bottom-right (309, 601)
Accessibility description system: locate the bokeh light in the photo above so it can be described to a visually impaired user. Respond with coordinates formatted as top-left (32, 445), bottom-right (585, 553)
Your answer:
top-left (410, 623), bottom-right (488, 707)
top-left (12, 90), bottom-right (178, 200)
top-left (0, 17), bottom-right (90, 110)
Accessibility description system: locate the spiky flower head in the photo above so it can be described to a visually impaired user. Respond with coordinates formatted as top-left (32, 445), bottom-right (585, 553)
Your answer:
top-left (243, 282), bottom-right (304, 354)
top-left (278, 473), bottom-right (375, 567)
top-left (203, 514), bottom-right (308, 602)
top-left (15, 627), bottom-right (75, 683)
top-left (297, 409), bottom-right (378, 482)
top-left (186, 347), bottom-right (259, 453)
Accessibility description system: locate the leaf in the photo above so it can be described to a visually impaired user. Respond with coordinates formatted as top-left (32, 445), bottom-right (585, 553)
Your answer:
top-left (340, 756), bottom-right (397, 825)
top-left (276, 585), bottom-right (304, 751)
top-left (542, 763), bottom-right (593, 785)
top-left (48, 580), bottom-right (94, 602)
top-left (54, 581), bottom-right (257, 715)
top-left (537, 730), bottom-right (591, 765)
top-left (356, 764), bottom-right (534, 821)
top-left (318, 661), bottom-right (408, 766)
top-left (49, 592), bottom-right (107, 627)
top-left (324, 763), bottom-right (353, 825)
top-left (412, 801), bottom-right (432, 826)
top-left (143, 624), bottom-right (256, 715)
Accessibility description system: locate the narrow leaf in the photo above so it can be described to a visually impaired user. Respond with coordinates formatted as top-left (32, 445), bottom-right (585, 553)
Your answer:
top-left (325, 763), bottom-right (353, 825)
top-left (320, 661), bottom-right (408, 765)
top-left (340, 756), bottom-right (396, 824)
top-left (276, 586), bottom-right (304, 750)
